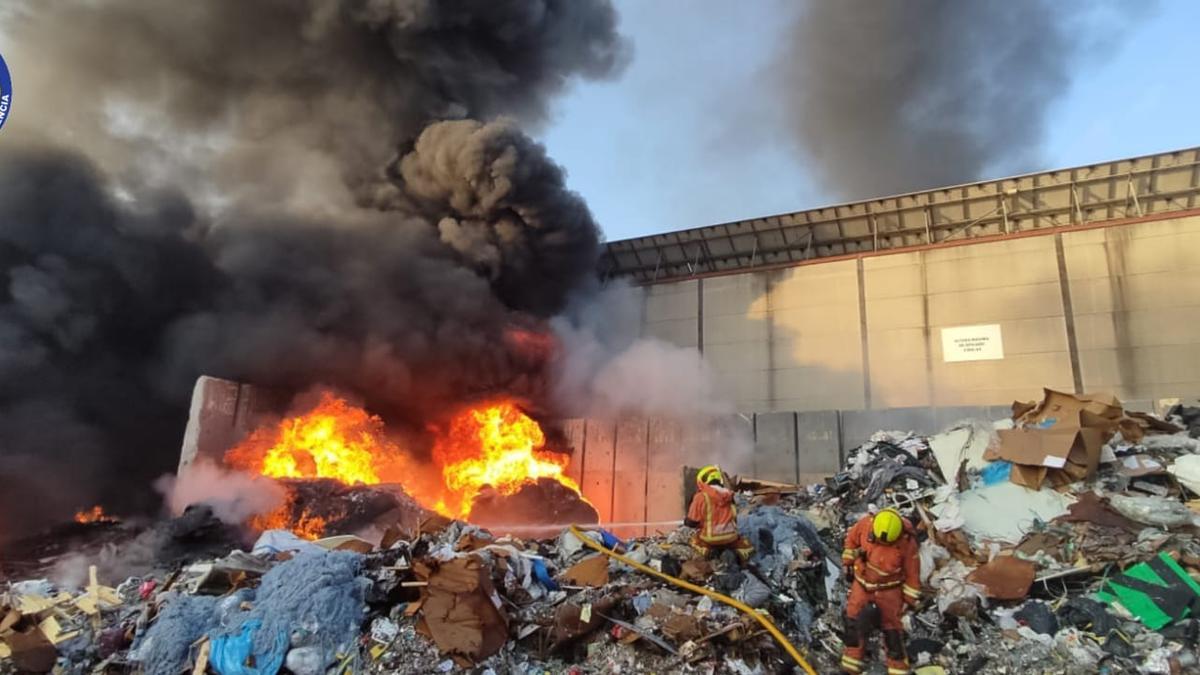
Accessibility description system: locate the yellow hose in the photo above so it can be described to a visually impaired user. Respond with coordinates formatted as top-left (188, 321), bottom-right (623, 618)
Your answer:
top-left (568, 524), bottom-right (817, 675)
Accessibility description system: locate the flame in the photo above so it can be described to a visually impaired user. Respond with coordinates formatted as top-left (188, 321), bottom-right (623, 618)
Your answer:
top-left (74, 506), bottom-right (116, 524)
top-left (226, 393), bottom-right (586, 536)
top-left (249, 509), bottom-right (328, 541)
top-left (434, 401), bottom-right (581, 518)
top-left (226, 393), bottom-right (394, 486)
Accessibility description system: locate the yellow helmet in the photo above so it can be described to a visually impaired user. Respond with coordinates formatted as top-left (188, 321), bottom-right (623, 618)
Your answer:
top-left (872, 509), bottom-right (904, 544)
top-left (697, 465), bottom-right (724, 486)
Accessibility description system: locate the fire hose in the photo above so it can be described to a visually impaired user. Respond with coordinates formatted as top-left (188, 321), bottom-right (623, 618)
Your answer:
top-left (568, 524), bottom-right (816, 675)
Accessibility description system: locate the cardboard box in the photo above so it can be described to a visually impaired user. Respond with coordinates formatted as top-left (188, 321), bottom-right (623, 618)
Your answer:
top-left (1017, 389), bottom-right (1122, 427)
top-left (988, 389), bottom-right (1121, 489)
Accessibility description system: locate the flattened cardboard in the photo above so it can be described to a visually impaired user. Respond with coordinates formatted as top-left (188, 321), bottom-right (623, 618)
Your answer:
top-left (5, 627), bottom-right (57, 673)
top-left (661, 613), bottom-right (702, 642)
top-left (680, 558), bottom-right (713, 582)
top-left (1019, 389), bottom-right (1122, 427)
top-left (966, 557), bottom-right (1036, 600)
top-left (313, 535), bottom-right (375, 554)
top-left (561, 555), bottom-right (609, 588)
top-left (417, 556), bottom-right (508, 663)
top-left (1127, 411), bottom-right (1183, 435)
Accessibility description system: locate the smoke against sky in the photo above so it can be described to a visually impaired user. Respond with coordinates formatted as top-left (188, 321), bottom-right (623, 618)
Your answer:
top-left (541, 0), bottom-right (1193, 238)
top-left (768, 0), bottom-right (1147, 200)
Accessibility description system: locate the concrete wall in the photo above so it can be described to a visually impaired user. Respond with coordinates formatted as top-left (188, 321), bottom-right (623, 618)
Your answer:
top-left (1064, 218), bottom-right (1200, 400)
top-left (638, 213), bottom-right (1200, 413)
top-left (567, 404), bottom-right (1028, 532)
top-left (178, 375), bottom-right (289, 473)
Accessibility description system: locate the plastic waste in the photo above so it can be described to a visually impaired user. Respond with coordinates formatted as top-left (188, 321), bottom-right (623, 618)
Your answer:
top-left (632, 591), bottom-right (652, 615)
top-left (979, 460), bottom-right (1012, 486)
top-left (789, 598), bottom-right (814, 643)
top-left (1141, 646), bottom-right (1176, 674)
top-left (369, 617), bottom-right (398, 644)
top-left (1053, 628), bottom-right (1105, 668)
top-left (251, 530), bottom-right (323, 556)
top-left (928, 560), bottom-right (987, 615)
top-left (10, 579), bottom-right (53, 597)
top-left (284, 646), bottom-right (324, 675)
top-left (1056, 597), bottom-right (1118, 635)
top-left (556, 529), bottom-right (602, 560)
top-left (530, 558), bottom-right (559, 591)
top-left (1108, 494), bottom-right (1199, 529)
top-left (1169, 454), bottom-right (1200, 495)
top-left (733, 571), bottom-right (771, 608)
top-left (1014, 600), bottom-right (1059, 635)
top-left (622, 545), bottom-right (650, 566)
top-left (209, 620), bottom-right (288, 675)
top-left (598, 528), bottom-right (624, 551)
top-left (918, 541), bottom-right (950, 585)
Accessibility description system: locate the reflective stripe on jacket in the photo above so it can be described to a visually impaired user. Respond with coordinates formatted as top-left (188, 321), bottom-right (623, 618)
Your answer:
top-left (840, 514), bottom-right (920, 596)
top-left (686, 482), bottom-right (738, 545)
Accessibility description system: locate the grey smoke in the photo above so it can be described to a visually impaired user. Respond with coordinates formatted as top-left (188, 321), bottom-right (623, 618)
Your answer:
top-left (551, 282), bottom-right (733, 419)
top-left (0, 1), bottom-right (629, 538)
top-left (155, 461), bottom-right (286, 525)
top-left (771, 0), bottom-right (1143, 200)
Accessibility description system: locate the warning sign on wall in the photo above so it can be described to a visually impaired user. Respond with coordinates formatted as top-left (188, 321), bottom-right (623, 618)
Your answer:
top-left (941, 324), bottom-right (1004, 362)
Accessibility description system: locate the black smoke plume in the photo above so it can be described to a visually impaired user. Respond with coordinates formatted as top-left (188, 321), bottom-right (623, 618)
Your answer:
top-left (771, 0), bottom-right (1143, 200)
top-left (0, 0), bottom-right (629, 538)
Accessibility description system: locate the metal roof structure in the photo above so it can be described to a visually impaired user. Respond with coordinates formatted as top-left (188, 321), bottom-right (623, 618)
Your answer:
top-left (600, 146), bottom-right (1200, 284)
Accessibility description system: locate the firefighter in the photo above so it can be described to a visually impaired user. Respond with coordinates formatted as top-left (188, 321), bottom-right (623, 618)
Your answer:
top-left (840, 508), bottom-right (920, 675)
top-left (683, 465), bottom-right (754, 563)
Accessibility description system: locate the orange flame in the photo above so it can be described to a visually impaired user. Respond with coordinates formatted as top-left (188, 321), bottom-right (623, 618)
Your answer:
top-left (226, 394), bottom-right (393, 486)
top-left (74, 506), bottom-right (116, 524)
top-left (226, 393), bottom-right (586, 536)
top-left (248, 509), bottom-right (329, 541)
top-left (434, 401), bottom-right (581, 518)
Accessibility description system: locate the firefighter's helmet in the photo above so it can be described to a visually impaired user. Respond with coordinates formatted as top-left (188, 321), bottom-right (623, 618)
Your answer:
top-left (696, 465), bottom-right (724, 486)
top-left (872, 509), bottom-right (904, 544)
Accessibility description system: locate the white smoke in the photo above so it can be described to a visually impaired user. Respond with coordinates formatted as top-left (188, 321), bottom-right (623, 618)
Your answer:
top-left (154, 460), bottom-right (285, 525)
top-left (551, 282), bottom-right (732, 418)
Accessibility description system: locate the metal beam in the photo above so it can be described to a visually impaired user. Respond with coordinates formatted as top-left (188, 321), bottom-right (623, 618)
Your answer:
top-left (601, 148), bottom-right (1200, 283)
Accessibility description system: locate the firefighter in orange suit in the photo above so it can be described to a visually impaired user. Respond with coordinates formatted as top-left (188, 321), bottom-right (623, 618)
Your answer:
top-left (840, 508), bottom-right (920, 675)
top-left (683, 465), bottom-right (754, 562)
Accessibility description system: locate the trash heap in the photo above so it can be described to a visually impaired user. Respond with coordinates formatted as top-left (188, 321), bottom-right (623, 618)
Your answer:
top-left (803, 390), bottom-right (1200, 673)
top-left (1, 506), bottom-right (825, 673)
top-left (4, 389), bottom-right (1200, 674)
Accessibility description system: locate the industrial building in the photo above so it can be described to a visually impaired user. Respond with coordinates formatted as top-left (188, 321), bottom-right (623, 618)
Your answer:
top-left (563, 146), bottom-right (1200, 527)
top-left (605, 145), bottom-right (1200, 413)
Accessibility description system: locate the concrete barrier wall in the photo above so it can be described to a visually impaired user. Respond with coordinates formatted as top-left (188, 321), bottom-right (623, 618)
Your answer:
top-left (566, 404), bottom-right (1034, 529)
top-left (636, 213), bottom-right (1200, 413)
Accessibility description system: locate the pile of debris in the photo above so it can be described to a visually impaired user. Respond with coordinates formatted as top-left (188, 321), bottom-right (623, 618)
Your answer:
top-left (4, 389), bottom-right (1200, 674)
top-left (0, 509), bottom-right (819, 674)
top-left (804, 390), bottom-right (1200, 673)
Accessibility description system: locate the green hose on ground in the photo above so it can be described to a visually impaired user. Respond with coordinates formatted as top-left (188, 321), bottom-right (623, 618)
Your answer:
top-left (568, 524), bottom-right (817, 675)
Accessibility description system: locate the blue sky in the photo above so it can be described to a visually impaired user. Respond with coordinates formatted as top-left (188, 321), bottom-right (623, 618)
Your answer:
top-left (539, 1), bottom-right (1200, 242)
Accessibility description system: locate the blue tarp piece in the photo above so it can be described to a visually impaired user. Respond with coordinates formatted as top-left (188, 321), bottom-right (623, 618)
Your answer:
top-left (980, 460), bottom-right (1012, 485)
top-left (530, 558), bottom-right (559, 591)
top-left (598, 528), bottom-right (624, 550)
top-left (210, 620), bottom-right (287, 675)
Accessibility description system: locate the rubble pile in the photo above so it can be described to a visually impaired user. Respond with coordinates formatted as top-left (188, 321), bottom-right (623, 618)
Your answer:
top-left (5, 389), bottom-right (1200, 673)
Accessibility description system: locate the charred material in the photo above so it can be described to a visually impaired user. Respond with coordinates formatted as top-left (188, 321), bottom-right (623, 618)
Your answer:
top-left (466, 477), bottom-right (600, 533)
top-left (269, 479), bottom-right (430, 539)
